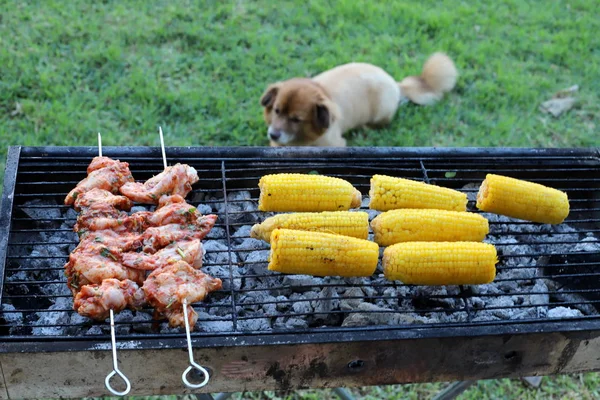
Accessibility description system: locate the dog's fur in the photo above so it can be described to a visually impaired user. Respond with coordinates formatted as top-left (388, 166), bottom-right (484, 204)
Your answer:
top-left (260, 52), bottom-right (458, 147)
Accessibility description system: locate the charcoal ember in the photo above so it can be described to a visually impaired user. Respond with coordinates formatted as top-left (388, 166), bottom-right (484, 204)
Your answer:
top-left (1, 303), bottom-right (23, 326)
top-left (241, 250), bottom-right (270, 276)
top-left (237, 317), bottom-right (271, 332)
top-left (273, 317), bottom-right (286, 329)
top-left (69, 311), bottom-right (89, 326)
top-left (290, 292), bottom-right (316, 315)
top-left (216, 190), bottom-right (259, 224)
top-left (33, 297), bottom-right (72, 336)
top-left (342, 303), bottom-right (399, 327)
top-left (240, 290), bottom-right (271, 312)
top-left (130, 311), bottom-right (153, 334)
top-left (498, 266), bottom-right (538, 288)
top-left (470, 297), bottom-right (486, 309)
top-left (462, 183), bottom-right (480, 203)
top-left (231, 225), bottom-right (252, 245)
top-left (282, 275), bottom-right (323, 294)
top-left (203, 240), bottom-right (240, 290)
top-left (286, 317), bottom-right (309, 330)
top-left (439, 311), bottom-right (469, 323)
top-left (195, 312), bottom-right (235, 333)
top-left (547, 306), bottom-right (584, 319)
top-left (21, 199), bottom-right (63, 220)
top-left (312, 287), bottom-right (339, 319)
top-left (381, 287), bottom-right (398, 308)
top-left (208, 299), bottom-right (236, 317)
top-left (275, 295), bottom-right (290, 312)
top-left (487, 296), bottom-right (516, 319)
top-left (206, 226), bottom-right (226, 240)
top-left (5, 270), bottom-right (28, 283)
top-left (527, 280), bottom-right (550, 307)
top-left (64, 207), bottom-right (78, 221)
top-left (412, 286), bottom-right (462, 309)
top-left (85, 325), bottom-right (106, 336)
top-left (547, 281), bottom-right (597, 315)
top-left (469, 283), bottom-right (502, 295)
top-left (195, 203), bottom-right (213, 216)
top-left (261, 295), bottom-right (278, 315)
top-left (339, 287), bottom-right (365, 311)
top-left (235, 238), bottom-right (268, 262)
top-left (113, 309), bottom-right (134, 335)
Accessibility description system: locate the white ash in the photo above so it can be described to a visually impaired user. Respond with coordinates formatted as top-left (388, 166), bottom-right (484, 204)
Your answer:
top-left (548, 307), bottom-right (584, 319)
top-left (5, 186), bottom-right (600, 338)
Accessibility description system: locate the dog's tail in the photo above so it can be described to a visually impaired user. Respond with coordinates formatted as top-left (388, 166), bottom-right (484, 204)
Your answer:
top-left (398, 52), bottom-right (458, 106)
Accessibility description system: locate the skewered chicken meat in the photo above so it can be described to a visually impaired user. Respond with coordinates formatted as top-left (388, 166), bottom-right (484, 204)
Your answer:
top-left (119, 163), bottom-right (199, 204)
top-left (74, 188), bottom-right (133, 211)
top-left (65, 157), bottom-right (134, 205)
top-left (122, 239), bottom-right (204, 270)
top-left (146, 194), bottom-right (203, 226)
top-left (75, 208), bottom-right (150, 234)
top-left (65, 239), bottom-right (145, 294)
top-left (74, 279), bottom-right (146, 321)
top-left (142, 214), bottom-right (217, 253)
top-left (142, 261), bottom-right (222, 328)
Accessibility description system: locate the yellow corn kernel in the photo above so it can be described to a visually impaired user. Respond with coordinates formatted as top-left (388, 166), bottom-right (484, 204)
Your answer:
top-left (383, 242), bottom-right (497, 285)
top-left (268, 229), bottom-right (379, 277)
top-left (369, 175), bottom-right (467, 212)
top-left (258, 173), bottom-right (362, 212)
top-left (251, 211), bottom-right (369, 243)
top-left (371, 209), bottom-right (489, 246)
top-left (476, 174), bottom-right (569, 224)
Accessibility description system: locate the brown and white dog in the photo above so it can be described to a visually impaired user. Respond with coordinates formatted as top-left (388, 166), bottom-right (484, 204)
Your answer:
top-left (260, 53), bottom-right (458, 147)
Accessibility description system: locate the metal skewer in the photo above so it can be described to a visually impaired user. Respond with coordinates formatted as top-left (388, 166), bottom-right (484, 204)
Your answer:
top-left (182, 299), bottom-right (210, 389)
top-left (158, 127), bottom-right (210, 389)
top-left (105, 309), bottom-right (132, 396)
top-left (96, 133), bottom-right (131, 396)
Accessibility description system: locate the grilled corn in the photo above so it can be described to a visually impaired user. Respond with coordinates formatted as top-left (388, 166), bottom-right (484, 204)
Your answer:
top-left (476, 174), bottom-right (569, 224)
top-left (251, 211), bottom-right (369, 243)
top-left (383, 241), bottom-right (497, 285)
top-left (369, 175), bottom-right (467, 211)
top-left (268, 229), bottom-right (379, 277)
top-left (371, 209), bottom-right (489, 246)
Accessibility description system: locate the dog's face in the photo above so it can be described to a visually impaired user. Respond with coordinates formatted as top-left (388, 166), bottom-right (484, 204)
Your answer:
top-left (260, 78), bottom-right (332, 146)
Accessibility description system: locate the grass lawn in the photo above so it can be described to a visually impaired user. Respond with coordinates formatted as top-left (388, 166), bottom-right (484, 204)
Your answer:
top-left (2, 0), bottom-right (599, 398)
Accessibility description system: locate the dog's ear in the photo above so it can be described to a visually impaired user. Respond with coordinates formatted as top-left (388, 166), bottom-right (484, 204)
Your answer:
top-left (314, 103), bottom-right (330, 131)
top-left (260, 84), bottom-right (279, 108)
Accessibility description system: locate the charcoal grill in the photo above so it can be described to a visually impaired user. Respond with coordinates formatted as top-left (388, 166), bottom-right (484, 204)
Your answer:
top-left (1, 146), bottom-right (599, 399)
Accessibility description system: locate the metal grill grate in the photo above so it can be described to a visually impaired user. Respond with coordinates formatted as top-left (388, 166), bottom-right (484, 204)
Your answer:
top-left (1, 146), bottom-right (600, 345)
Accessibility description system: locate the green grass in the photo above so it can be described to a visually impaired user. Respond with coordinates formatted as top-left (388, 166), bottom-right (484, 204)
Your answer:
top-left (4, 1), bottom-right (600, 398)
top-left (1, 0), bottom-right (599, 188)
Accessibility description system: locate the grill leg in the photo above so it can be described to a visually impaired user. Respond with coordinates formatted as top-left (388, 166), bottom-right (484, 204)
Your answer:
top-left (431, 381), bottom-right (475, 400)
top-left (194, 394), bottom-right (233, 400)
top-left (194, 394), bottom-right (216, 400)
top-left (333, 387), bottom-right (356, 400)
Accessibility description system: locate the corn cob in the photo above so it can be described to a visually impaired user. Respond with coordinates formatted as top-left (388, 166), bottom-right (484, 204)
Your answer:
top-left (258, 173), bottom-right (362, 212)
top-left (251, 211), bottom-right (369, 243)
top-left (476, 174), bottom-right (569, 224)
top-left (268, 229), bottom-right (379, 277)
top-left (383, 242), bottom-right (497, 285)
top-left (369, 175), bottom-right (467, 212)
top-left (371, 209), bottom-right (489, 246)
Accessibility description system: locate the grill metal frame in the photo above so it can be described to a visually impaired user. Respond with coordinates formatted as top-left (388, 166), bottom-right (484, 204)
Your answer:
top-left (1, 146), bottom-right (600, 398)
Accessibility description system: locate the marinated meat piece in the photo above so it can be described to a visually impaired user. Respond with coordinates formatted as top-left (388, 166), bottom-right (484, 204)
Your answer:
top-left (75, 230), bottom-right (143, 253)
top-left (87, 156), bottom-right (126, 174)
top-left (65, 157), bottom-right (134, 205)
top-left (65, 240), bottom-right (145, 294)
top-left (142, 261), bottom-right (222, 328)
top-left (119, 163), bottom-right (199, 204)
top-left (74, 279), bottom-right (146, 321)
top-left (75, 209), bottom-right (150, 234)
top-left (146, 195), bottom-right (201, 226)
top-left (74, 188), bottom-right (133, 212)
top-left (122, 239), bottom-right (204, 271)
top-left (141, 214), bottom-right (217, 253)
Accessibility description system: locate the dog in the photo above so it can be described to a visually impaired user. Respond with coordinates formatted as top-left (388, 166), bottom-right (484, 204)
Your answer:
top-left (260, 52), bottom-right (458, 147)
